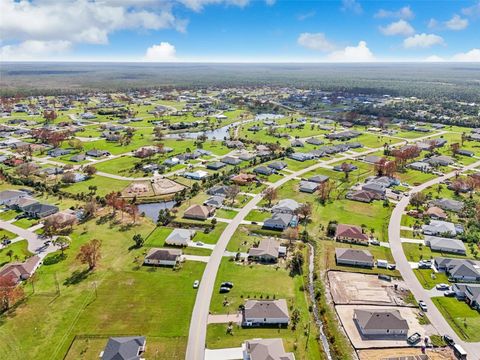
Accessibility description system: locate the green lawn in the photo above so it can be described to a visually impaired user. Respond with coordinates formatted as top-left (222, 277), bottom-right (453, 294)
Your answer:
top-left (215, 209), bottom-right (238, 220)
top-left (244, 210), bottom-right (271, 222)
top-left (207, 247), bottom-right (322, 359)
top-left (413, 269), bottom-right (450, 289)
top-left (12, 218), bottom-right (38, 229)
top-left (0, 240), bottom-right (32, 266)
top-left (0, 214), bottom-right (202, 360)
top-left (0, 209), bottom-right (20, 221)
top-left (432, 297), bottom-right (480, 342)
top-left (0, 228), bottom-right (17, 241)
top-left (403, 242), bottom-right (475, 263)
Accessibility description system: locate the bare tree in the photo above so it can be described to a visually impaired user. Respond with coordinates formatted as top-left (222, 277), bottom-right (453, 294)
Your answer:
top-left (263, 187), bottom-right (278, 207)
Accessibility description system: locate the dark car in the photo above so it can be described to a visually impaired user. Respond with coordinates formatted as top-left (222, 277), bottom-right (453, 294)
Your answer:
top-left (444, 290), bottom-right (456, 297)
top-left (443, 334), bottom-right (455, 346)
top-left (407, 332), bottom-right (421, 345)
top-left (1, 239), bottom-right (11, 246)
top-left (221, 282), bottom-right (234, 288)
top-left (219, 287), bottom-right (231, 294)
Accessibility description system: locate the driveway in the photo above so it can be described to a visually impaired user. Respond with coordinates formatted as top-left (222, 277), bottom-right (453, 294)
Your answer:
top-left (0, 220), bottom-right (59, 258)
top-left (207, 313), bottom-right (242, 324)
top-left (388, 159), bottom-right (480, 358)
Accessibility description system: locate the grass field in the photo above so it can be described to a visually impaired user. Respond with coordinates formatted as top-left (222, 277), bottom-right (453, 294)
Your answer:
top-left (432, 297), bottom-right (480, 342)
top-left (0, 214), bottom-right (204, 360)
top-left (413, 269), bottom-right (450, 289)
top-left (0, 240), bottom-right (32, 266)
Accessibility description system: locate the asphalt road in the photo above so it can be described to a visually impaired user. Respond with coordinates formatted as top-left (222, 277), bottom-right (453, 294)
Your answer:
top-left (388, 159), bottom-right (480, 358)
top-left (184, 134), bottom-right (445, 360)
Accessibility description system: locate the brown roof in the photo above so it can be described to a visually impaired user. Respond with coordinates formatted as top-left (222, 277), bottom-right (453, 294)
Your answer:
top-left (145, 248), bottom-right (182, 261)
top-left (335, 224), bottom-right (369, 241)
top-left (244, 338), bottom-right (295, 360)
top-left (426, 206), bottom-right (447, 219)
top-left (244, 299), bottom-right (289, 320)
top-left (335, 248), bottom-right (373, 263)
top-left (248, 238), bottom-right (280, 258)
top-left (0, 255), bottom-right (41, 282)
top-left (183, 204), bottom-right (212, 218)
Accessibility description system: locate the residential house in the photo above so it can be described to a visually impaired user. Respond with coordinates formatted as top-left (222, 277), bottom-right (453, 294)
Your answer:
top-left (333, 163), bottom-right (357, 172)
top-left (263, 213), bottom-right (298, 231)
top-left (248, 238), bottom-right (285, 263)
top-left (243, 299), bottom-right (290, 326)
top-left (203, 195), bottom-right (225, 208)
top-left (288, 152), bottom-right (314, 162)
top-left (430, 198), bottom-right (464, 213)
top-left (100, 336), bottom-right (146, 360)
top-left (222, 156), bottom-right (242, 166)
top-left (23, 203), bottom-right (59, 218)
top-left (207, 185), bottom-right (230, 197)
top-left (307, 175), bottom-right (329, 184)
top-left (364, 155), bottom-right (383, 164)
top-left (70, 154), bottom-right (86, 162)
top-left (408, 162), bottom-right (431, 172)
top-left (434, 258), bottom-right (480, 282)
top-left (165, 229), bottom-right (195, 247)
top-left (5, 196), bottom-right (38, 211)
top-left (335, 224), bottom-right (369, 245)
top-left (458, 149), bottom-right (474, 157)
top-left (271, 199), bottom-right (300, 214)
top-left (48, 148), bottom-right (70, 157)
top-left (231, 173), bottom-right (256, 185)
top-left (335, 248), bottom-right (374, 268)
top-left (291, 139), bottom-right (304, 147)
top-left (253, 166), bottom-right (274, 176)
top-left (299, 180), bottom-right (318, 193)
top-left (206, 161), bottom-right (226, 170)
top-left (346, 189), bottom-right (382, 203)
top-left (0, 255), bottom-right (41, 283)
top-left (354, 309), bottom-right (409, 336)
top-left (464, 285), bottom-right (480, 310)
top-left (183, 204), bottom-right (215, 220)
top-left (361, 183), bottom-right (386, 197)
top-left (0, 190), bottom-right (28, 205)
top-left (86, 149), bottom-right (110, 157)
top-left (242, 338), bottom-right (295, 360)
top-left (426, 155), bottom-right (454, 167)
top-left (306, 137), bottom-right (323, 146)
top-left (422, 220), bottom-right (461, 237)
top-left (425, 236), bottom-right (466, 255)
top-left (183, 170), bottom-right (209, 180)
top-left (144, 248), bottom-right (182, 267)
top-left (268, 161), bottom-right (287, 171)
top-left (425, 206), bottom-right (448, 220)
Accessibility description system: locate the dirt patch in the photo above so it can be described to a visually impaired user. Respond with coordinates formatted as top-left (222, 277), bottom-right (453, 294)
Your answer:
top-left (358, 347), bottom-right (455, 360)
top-left (328, 271), bottom-right (410, 306)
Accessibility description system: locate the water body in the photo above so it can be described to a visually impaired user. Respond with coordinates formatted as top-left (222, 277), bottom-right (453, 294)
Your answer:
top-left (255, 113), bottom-right (285, 121)
top-left (138, 201), bottom-right (176, 222)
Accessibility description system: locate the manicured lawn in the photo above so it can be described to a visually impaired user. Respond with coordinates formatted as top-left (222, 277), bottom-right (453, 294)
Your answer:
top-left (207, 247), bottom-right (322, 359)
top-left (0, 209), bottom-right (20, 221)
top-left (62, 175), bottom-right (130, 197)
top-left (432, 297), bottom-right (480, 342)
top-left (214, 209), bottom-right (238, 220)
top-left (403, 242), bottom-right (475, 263)
top-left (12, 217), bottom-right (38, 229)
top-left (0, 214), bottom-right (203, 360)
top-left (0, 240), bottom-right (32, 266)
top-left (413, 269), bottom-right (450, 289)
top-left (94, 155), bottom-right (144, 177)
top-left (0, 228), bottom-right (17, 241)
top-left (244, 210), bottom-right (271, 222)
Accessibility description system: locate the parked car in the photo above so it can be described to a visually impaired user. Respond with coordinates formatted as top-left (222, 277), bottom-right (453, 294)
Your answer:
top-left (418, 300), bottom-right (428, 312)
top-left (444, 290), bottom-right (456, 297)
top-left (220, 282), bottom-right (234, 288)
top-left (193, 280), bottom-right (200, 289)
top-left (1, 239), bottom-right (11, 246)
top-left (436, 283), bottom-right (450, 291)
top-left (370, 239), bottom-right (380, 246)
top-left (387, 264), bottom-right (396, 270)
top-left (219, 287), bottom-right (231, 293)
top-left (443, 334), bottom-right (455, 346)
top-left (407, 332), bottom-right (421, 345)
top-left (378, 274), bottom-right (391, 282)
top-left (418, 260), bottom-right (432, 269)
top-left (196, 242), bottom-right (204, 246)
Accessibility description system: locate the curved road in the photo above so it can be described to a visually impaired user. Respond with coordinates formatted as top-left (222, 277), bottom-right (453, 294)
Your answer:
top-left (388, 159), bottom-right (480, 358)
top-left (185, 130), bottom-right (447, 360)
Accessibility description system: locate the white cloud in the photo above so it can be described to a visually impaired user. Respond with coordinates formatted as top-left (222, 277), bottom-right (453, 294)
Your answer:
top-left (452, 49), bottom-right (480, 62)
top-left (462, 1), bottom-right (480, 17)
top-left (341, 0), bottom-right (363, 15)
top-left (0, 40), bottom-right (72, 61)
top-left (178, 0), bottom-right (249, 12)
top-left (297, 33), bottom-right (335, 52)
top-left (379, 20), bottom-right (415, 36)
top-left (427, 18), bottom-right (438, 29)
top-left (265, 0), bottom-right (276, 5)
top-left (445, 14), bottom-right (469, 30)
top-left (0, 0), bottom-right (187, 47)
top-left (403, 33), bottom-right (444, 48)
top-left (375, 6), bottom-right (414, 20)
top-left (423, 55), bottom-right (445, 62)
top-left (144, 42), bottom-right (177, 62)
top-left (327, 41), bottom-right (374, 62)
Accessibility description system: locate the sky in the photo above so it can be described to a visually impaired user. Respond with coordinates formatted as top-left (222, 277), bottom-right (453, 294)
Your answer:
top-left (1, 0), bottom-right (479, 62)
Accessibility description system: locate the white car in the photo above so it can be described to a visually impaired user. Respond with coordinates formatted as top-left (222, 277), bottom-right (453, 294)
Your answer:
top-left (436, 283), bottom-right (450, 291)
top-left (419, 300), bottom-right (428, 312)
top-left (193, 280), bottom-right (200, 289)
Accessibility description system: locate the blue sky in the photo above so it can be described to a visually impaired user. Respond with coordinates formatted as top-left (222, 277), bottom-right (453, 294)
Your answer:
top-left (1, 0), bottom-right (479, 62)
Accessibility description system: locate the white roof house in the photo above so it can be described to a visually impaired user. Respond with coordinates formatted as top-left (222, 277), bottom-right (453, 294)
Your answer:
top-left (165, 229), bottom-right (196, 246)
